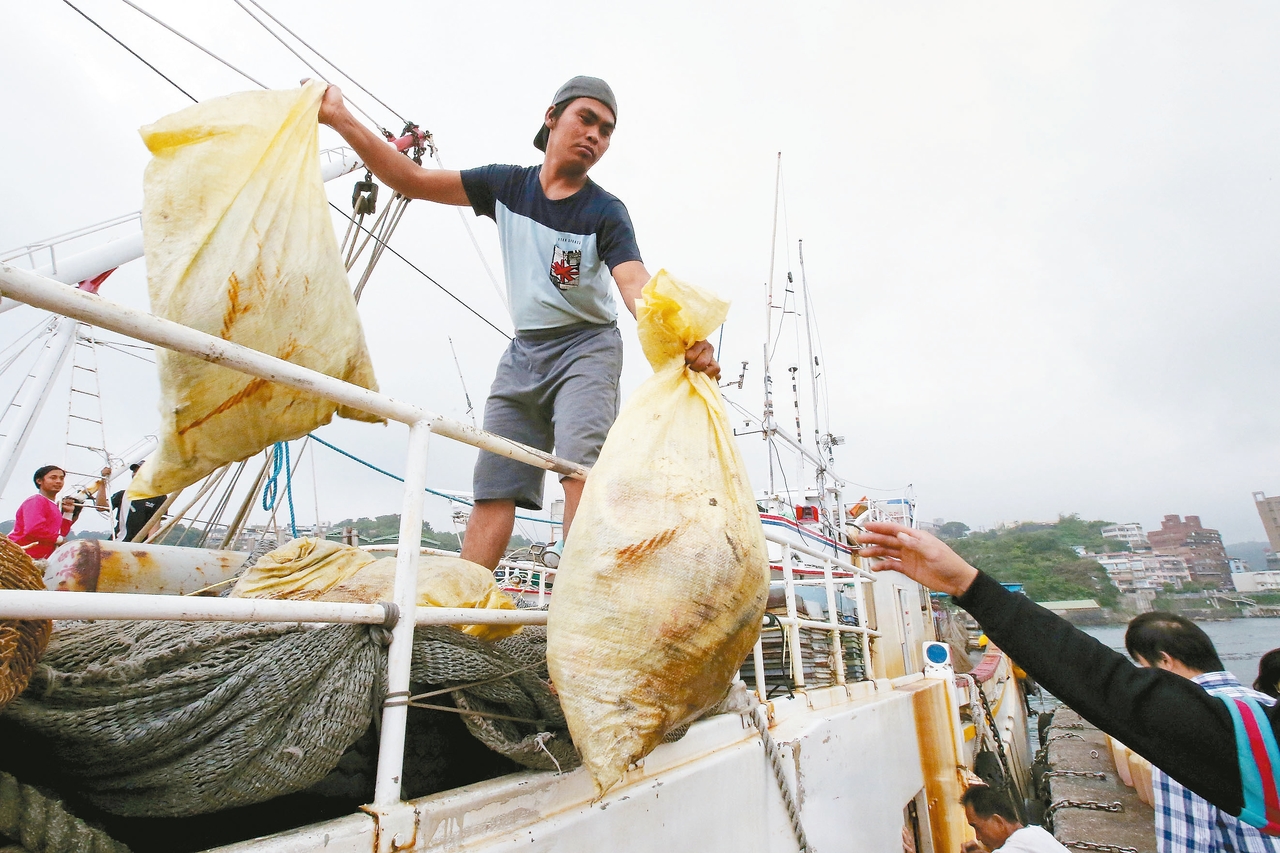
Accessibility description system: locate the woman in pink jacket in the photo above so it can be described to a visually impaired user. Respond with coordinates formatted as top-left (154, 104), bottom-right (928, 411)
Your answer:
top-left (8, 464), bottom-right (109, 559)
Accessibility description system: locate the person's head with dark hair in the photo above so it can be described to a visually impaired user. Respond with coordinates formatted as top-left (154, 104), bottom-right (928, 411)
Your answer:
top-left (1124, 611), bottom-right (1223, 675)
top-left (129, 462), bottom-right (142, 475)
top-left (32, 465), bottom-right (65, 498)
top-left (1256, 649), bottom-right (1280, 700)
top-left (961, 785), bottom-right (1022, 850)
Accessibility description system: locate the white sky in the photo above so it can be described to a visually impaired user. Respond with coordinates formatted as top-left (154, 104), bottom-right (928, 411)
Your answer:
top-left (1, 1), bottom-right (1277, 547)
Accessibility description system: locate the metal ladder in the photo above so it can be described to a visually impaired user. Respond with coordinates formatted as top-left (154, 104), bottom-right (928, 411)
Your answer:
top-left (62, 324), bottom-right (108, 483)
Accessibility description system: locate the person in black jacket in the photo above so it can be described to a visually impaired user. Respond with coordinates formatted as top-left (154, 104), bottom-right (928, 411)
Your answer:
top-left (855, 521), bottom-right (1280, 836)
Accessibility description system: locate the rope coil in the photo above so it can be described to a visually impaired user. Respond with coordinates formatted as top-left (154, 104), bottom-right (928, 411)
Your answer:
top-left (0, 538), bottom-right (51, 712)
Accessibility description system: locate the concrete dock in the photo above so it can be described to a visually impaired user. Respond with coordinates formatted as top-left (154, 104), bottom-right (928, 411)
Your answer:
top-left (1043, 707), bottom-right (1154, 853)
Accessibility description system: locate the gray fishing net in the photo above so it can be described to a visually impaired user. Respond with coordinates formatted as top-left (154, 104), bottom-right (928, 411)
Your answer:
top-left (1, 621), bottom-right (576, 818)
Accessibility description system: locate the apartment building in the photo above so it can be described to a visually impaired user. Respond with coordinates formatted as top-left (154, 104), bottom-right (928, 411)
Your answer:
top-left (1100, 523), bottom-right (1150, 550)
top-left (1146, 515), bottom-right (1230, 588)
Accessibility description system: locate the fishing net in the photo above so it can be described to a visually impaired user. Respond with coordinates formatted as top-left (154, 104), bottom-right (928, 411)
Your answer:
top-left (1, 621), bottom-right (575, 818)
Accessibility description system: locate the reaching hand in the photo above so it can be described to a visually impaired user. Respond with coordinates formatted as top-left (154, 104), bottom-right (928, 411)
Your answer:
top-left (961, 841), bottom-right (988, 853)
top-left (854, 522), bottom-right (979, 597)
top-left (684, 339), bottom-right (720, 379)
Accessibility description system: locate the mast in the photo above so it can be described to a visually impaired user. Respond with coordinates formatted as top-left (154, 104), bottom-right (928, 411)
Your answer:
top-left (448, 336), bottom-right (475, 427)
top-left (763, 153), bottom-right (781, 496)
top-left (0, 318), bottom-right (77, 495)
top-left (797, 241), bottom-right (823, 452)
top-left (797, 240), bottom-right (835, 533)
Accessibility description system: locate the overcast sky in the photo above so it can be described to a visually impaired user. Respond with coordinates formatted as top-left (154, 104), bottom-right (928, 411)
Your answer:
top-left (1, 1), bottom-right (1277, 549)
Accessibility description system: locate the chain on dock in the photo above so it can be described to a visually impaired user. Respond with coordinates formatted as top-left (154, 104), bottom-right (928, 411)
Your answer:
top-left (1062, 842), bottom-right (1139, 853)
top-left (1045, 798), bottom-right (1124, 830)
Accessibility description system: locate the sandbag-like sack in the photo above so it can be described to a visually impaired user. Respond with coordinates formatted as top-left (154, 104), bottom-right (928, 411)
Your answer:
top-left (130, 81), bottom-right (380, 499)
top-left (230, 538), bottom-right (376, 600)
top-left (233, 539), bottom-right (520, 642)
top-left (546, 270), bottom-right (769, 796)
top-left (321, 555), bottom-right (521, 642)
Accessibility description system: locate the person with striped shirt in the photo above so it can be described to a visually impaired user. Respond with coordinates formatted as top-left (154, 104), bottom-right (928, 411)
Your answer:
top-left (1125, 612), bottom-right (1280, 853)
top-left (855, 522), bottom-right (1280, 838)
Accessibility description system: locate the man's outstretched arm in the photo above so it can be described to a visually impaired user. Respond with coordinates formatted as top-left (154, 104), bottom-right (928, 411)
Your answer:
top-left (856, 522), bottom-right (1250, 817)
top-left (317, 84), bottom-right (469, 206)
top-left (612, 261), bottom-right (721, 379)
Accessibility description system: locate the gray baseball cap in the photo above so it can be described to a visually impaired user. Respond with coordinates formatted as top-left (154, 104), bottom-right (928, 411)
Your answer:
top-left (533, 76), bottom-right (618, 152)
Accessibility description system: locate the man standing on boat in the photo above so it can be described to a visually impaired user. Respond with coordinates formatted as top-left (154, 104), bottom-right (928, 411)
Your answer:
top-left (317, 76), bottom-right (720, 569)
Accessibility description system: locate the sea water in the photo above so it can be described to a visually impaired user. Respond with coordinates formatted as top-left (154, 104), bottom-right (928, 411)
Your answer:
top-left (1080, 616), bottom-right (1280, 688)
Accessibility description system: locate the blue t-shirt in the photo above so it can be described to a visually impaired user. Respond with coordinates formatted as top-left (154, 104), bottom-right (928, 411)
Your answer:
top-left (460, 165), bottom-right (642, 333)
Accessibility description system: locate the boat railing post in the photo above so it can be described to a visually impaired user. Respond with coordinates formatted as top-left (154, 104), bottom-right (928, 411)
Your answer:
top-left (779, 544), bottom-right (805, 690)
top-left (853, 576), bottom-right (873, 680)
top-left (752, 637), bottom-right (768, 704)
top-left (368, 419), bottom-right (431, 847)
top-left (822, 556), bottom-right (846, 686)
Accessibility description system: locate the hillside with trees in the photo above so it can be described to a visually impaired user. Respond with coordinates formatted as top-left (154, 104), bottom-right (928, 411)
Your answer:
top-left (944, 514), bottom-right (1122, 607)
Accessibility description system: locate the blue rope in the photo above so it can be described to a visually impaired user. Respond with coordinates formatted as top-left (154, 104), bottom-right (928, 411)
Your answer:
top-left (261, 441), bottom-right (299, 538)
top-left (261, 444), bottom-right (282, 511)
top-left (283, 442), bottom-right (297, 539)
top-left (307, 433), bottom-right (556, 526)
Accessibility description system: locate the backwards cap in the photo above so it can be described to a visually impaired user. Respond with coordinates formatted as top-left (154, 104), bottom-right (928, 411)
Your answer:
top-left (534, 76), bottom-right (617, 152)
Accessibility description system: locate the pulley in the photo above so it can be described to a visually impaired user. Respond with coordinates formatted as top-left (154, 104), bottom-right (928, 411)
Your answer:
top-left (351, 172), bottom-right (378, 216)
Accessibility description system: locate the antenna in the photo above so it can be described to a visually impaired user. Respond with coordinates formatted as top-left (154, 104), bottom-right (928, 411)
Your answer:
top-left (448, 337), bottom-right (475, 427)
top-left (797, 240), bottom-right (825, 456)
top-left (763, 152), bottom-right (782, 495)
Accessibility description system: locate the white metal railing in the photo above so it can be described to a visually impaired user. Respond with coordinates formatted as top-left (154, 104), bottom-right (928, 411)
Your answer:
top-left (751, 533), bottom-right (880, 697)
top-left (0, 258), bottom-right (885, 843)
top-left (0, 260), bottom-right (582, 840)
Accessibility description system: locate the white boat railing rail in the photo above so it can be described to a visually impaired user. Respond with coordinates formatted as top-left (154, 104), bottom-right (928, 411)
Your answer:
top-left (0, 259), bottom-right (883, 847)
top-left (0, 259), bottom-right (584, 840)
top-left (760, 540), bottom-right (879, 694)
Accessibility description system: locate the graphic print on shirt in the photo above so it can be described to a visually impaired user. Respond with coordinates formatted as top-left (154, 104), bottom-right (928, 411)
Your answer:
top-left (549, 233), bottom-right (584, 291)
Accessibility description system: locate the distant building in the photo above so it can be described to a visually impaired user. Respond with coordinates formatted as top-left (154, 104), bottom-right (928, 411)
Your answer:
top-left (1039, 599), bottom-right (1102, 616)
top-left (1254, 491), bottom-right (1280, 553)
top-left (1229, 557), bottom-right (1248, 574)
top-left (1092, 551), bottom-right (1192, 593)
top-left (1232, 570), bottom-right (1280, 594)
top-left (1100, 523), bottom-right (1149, 550)
top-left (1146, 515), bottom-right (1230, 588)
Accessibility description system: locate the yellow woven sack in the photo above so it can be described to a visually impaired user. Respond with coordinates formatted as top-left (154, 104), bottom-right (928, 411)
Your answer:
top-left (546, 270), bottom-right (769, 796)
top-left (130, 81), bottom-right (380, 499)
top-left (232, 540), bottom-right (519, 642)
top-left (320, 555), bottom-right (520, 642)
top-left (229, 538), bottom-right (376, 600)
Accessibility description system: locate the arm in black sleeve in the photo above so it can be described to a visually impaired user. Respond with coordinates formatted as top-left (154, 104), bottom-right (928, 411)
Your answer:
top-left (955, 571), bottom-right (1246, 815)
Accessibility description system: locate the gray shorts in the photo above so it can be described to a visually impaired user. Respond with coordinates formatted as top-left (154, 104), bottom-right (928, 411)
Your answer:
top-left (473, 322), bottom-right (623, 510)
